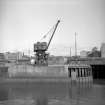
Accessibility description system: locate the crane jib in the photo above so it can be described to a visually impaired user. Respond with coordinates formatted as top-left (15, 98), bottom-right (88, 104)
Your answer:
top-left (47, 20), bottom-right (60, 50)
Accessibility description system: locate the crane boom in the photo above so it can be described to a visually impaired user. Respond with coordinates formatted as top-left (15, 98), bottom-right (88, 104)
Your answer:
top-left (46, 20), bottom-right (60, 50)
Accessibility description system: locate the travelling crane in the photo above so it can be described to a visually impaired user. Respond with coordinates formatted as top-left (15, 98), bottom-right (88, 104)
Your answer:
top-left (34, 20), bottom-right (60, 65)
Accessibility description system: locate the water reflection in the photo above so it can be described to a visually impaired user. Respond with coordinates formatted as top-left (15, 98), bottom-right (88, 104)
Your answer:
top-left (36, 96), bottom-right (48, 105)
top-left (0, 86), bottom-right (8, 101)
top-left (0, 82), bottom-right (105, 105)
top-left (69, 83), bottom-right (92, 98)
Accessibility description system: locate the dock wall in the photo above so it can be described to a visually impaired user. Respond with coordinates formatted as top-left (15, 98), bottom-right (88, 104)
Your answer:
top-left (8, 65), bottom-right (68, 78)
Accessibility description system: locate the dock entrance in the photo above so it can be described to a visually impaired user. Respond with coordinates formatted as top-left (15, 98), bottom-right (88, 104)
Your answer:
top-left (91, 65), bottom-right (105, 79)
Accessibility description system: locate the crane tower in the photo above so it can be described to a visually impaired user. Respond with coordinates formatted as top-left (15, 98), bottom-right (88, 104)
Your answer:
top-left (34, 20), bottom-right (60, 65)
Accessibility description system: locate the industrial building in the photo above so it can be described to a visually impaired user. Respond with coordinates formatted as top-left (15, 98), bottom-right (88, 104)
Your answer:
top-left (80, 50), bottom-right (88, 58)
top-left (0, 53), bottom-right (5, 60)
top-left (4, 52), bottom-right (23, 62)
top-left (100, 43), bottom-right (105, 58)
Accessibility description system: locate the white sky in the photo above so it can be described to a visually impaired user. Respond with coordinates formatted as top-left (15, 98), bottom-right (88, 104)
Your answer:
top-left (0, 0), bottom-right (105, 56)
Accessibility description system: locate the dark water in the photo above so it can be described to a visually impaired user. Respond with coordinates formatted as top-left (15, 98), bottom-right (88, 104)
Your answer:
top-left (0, 82), bottom-right (105, 105)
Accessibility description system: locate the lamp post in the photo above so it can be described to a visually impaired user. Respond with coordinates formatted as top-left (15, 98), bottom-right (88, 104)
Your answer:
top-left (75, 32), bottom-right (77, 57)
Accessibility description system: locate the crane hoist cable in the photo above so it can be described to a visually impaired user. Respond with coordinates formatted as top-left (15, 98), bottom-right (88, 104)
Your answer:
top-left (40, 22), bottom-right (58, 41)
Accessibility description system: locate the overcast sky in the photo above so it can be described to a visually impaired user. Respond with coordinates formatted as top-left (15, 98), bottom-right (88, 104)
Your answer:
top-left (0, 0), bottom-right (105, 56)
